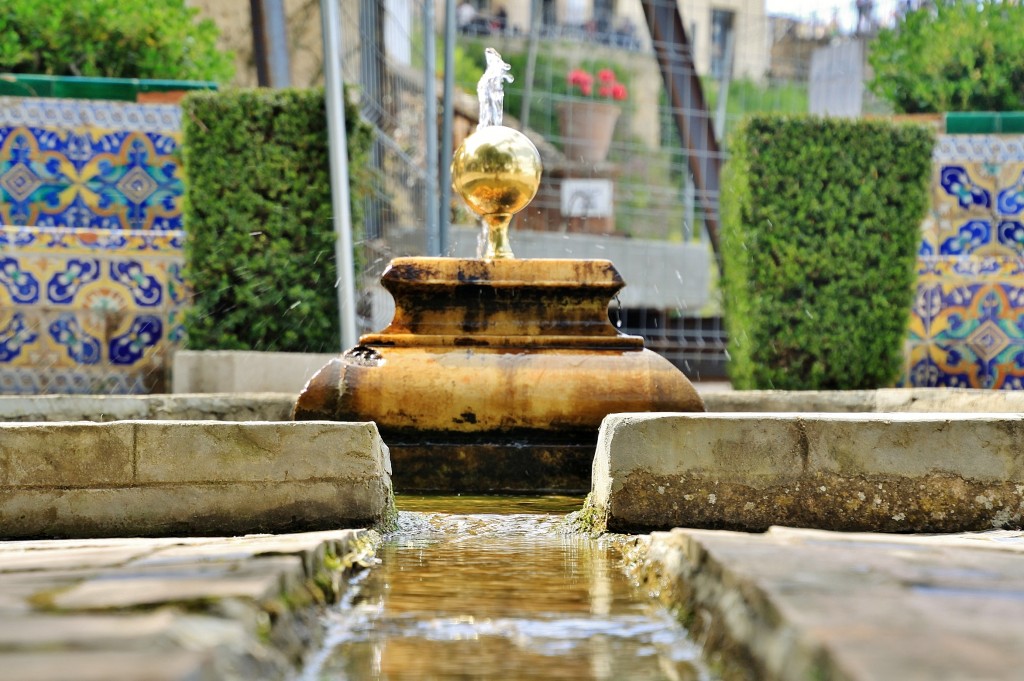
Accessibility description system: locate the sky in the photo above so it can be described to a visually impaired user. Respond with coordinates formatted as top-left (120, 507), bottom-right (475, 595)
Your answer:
top-left (766, 0), bottom-right (903, 32)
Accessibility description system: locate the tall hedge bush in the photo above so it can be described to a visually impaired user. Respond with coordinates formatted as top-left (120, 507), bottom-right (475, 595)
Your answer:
top-left (721, 116), bottom-right (933, 390)
top-left (181, 88), bottom-right (371, 352)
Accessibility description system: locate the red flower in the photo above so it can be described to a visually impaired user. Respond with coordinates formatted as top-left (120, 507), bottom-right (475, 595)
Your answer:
top-left (567, 69), bottom-right (593, 89)
top-left (566, 67), bottom-right (627, 101)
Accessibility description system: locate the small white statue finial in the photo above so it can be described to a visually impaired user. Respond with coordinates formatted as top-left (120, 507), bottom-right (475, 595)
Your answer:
top-left (478, 47), bottom-right (513, 129)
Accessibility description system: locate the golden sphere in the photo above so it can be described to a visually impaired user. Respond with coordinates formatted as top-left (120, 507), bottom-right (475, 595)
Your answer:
top-left (451, 125), bottom-right (542, 218)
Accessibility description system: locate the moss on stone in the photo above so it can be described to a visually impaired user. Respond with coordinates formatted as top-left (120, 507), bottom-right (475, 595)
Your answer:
top-left (564, 493), bottom-right (608, 535)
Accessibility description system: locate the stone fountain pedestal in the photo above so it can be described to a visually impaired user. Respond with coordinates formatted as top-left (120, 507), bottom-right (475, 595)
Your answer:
top-left (294, 257), bottom-right (704, 493)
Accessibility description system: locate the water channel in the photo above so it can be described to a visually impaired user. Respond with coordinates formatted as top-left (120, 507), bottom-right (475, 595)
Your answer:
top-left (300, 495), bottom-right (714, 680)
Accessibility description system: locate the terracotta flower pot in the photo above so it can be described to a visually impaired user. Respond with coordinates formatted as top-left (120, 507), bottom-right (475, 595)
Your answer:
top-left (556, 100), bottom-right (621, 164)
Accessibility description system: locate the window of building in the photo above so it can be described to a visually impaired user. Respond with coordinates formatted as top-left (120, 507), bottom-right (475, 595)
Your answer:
top-left (710, 8), bottom-right (735, 80)
top-left (593, 0), bottom-right (614, 36)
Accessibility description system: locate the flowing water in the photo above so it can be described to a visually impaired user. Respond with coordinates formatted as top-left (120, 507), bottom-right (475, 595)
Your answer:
top-left (300, 495), bottom-right (712, 680)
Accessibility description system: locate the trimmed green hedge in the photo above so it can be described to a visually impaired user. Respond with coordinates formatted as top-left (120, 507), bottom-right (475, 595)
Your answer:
top-left (721, 116), bottom-right (934, 390)
top-left (181, 88), bottom-right (371, 352)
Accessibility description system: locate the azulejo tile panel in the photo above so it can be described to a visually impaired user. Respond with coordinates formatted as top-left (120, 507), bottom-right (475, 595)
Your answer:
top-left (0, 225), bottom-right (186, 393)
top-left (0, 124), bottom-right (183, 231)
top-left (905, 339), bottom-right (1024, 390)
top-left (905, 133), bottom-right (1024, 388)
top-left (0, 96), bottom-right (187, 394)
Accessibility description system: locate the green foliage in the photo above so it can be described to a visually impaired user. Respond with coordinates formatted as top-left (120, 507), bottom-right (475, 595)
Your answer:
top-left (721, 115), bottom-right (933, 389)
top-left (457, 40), bottom-right (631, 138)
top-left (662, 77), bottom-right (810, 174)
top-left (703, 78), bottom-right (809, 130)
top-left (451, 42), bottom-right (486, 95)
top-left (181, 88), bottom-right (372, 352)
top-left (0, 0), bottom-right (233, 82)
top-left (868, 0), bottom-right (1024, 113)
top-left (411, 28), bottom-right (484, 94)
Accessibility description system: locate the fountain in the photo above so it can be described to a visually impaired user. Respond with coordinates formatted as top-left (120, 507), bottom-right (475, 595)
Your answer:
top-left (294, 49), bottom-right (704, 492)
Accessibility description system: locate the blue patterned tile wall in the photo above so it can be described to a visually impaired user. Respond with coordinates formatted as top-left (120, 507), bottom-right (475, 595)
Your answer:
top-left (0, 97), bottom-right (186, 393)
top-left (905, 135), bottom-right (1024, 388)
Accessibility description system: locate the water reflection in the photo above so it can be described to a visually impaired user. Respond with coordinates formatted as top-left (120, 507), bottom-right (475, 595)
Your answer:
top-left (302, 497), bottom-right (712, 680)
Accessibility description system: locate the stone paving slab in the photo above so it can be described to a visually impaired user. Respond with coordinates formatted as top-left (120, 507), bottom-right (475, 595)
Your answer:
top-left (0, 544), bottom-right (154, 572)
top-left (0, 611), bottom-right (182, 649)
top-left (0, 529), bottom-right (379, 680)
top-left (0, 571), bottom-right (94, 613)
top-left (588, 412), bottom-right (1024, 533)
top-left (130, 536), bottom-right (336, 570)
top-left (0, 420), bottom-right (394, 538)
top-left (638, 526), bottom-right (1024, 681)
top-left (49, 557), bottom-right (304, 610)
top-left (0, 650), bottom-right (216, 681)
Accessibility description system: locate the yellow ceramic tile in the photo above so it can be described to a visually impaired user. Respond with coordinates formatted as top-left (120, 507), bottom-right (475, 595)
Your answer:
top-left (918, 213), bottom-right (938, 255)
top-left (905, 341), bottom-right (985, 388)
top-left (932, 161), bottom-right (997, 220)
top-left (995, 163), bottom-right (1024, 218)
top-left (933, 216), bottom-right (996, 256)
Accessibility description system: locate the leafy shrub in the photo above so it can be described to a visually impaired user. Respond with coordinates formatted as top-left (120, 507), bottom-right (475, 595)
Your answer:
top-left (721, 115), bottom-right (933, 389)
top-left (869, 0), bottom-right (1024, 113)
top-left (414, 31), bottom-right (484, 98)
top-left (0, 0), bottom-right (233, 82)
top-left (181, 88), bottom-right (372, 352)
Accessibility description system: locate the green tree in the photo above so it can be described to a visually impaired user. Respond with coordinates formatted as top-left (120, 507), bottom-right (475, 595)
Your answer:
top-left (869, 0), bottom-right (1024, 113)
top-left (0, 0), bottom-right (233, 83)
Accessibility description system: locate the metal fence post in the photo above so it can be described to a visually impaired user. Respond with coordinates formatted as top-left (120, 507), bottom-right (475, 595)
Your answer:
top-left (320, 0), bottom-right (359, 350)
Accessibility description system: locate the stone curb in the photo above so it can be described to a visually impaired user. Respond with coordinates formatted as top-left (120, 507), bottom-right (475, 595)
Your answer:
top-left (0, 529), bottom-right (380, 681)
top-left (0, 388), bottom-right (1018, 425)
top-left (0, 393), bottom-right (297, 423)
top-left (588, 412), bottom-right (1024, 533)
top-left (702, 387), bottom-right (1024, 413)
top-left (172, 351), bottom-right (338, 394)
top-left (0, 421), bottom-right (394, 538)
top-left (637, 526), bottom-right (1024, 681)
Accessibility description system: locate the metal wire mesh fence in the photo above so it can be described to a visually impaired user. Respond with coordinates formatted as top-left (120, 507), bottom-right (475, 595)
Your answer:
top-left (336, 0), bottom-right (889, 380)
